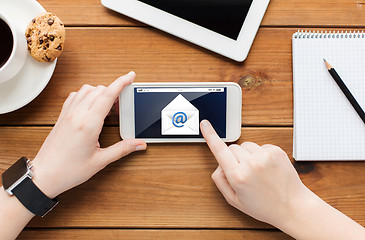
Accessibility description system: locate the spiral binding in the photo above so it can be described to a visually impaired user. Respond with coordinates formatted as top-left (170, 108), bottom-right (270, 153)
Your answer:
top-left (293, 30), bottom-right (365, 39)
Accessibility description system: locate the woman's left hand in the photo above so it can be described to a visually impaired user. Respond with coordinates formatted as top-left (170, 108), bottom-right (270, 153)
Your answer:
top-left (31, 71), bottom-right (147, 199)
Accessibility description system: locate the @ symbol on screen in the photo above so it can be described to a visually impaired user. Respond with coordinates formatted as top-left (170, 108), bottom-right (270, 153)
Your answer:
top-left (172, 112), bottom-right (187, 127)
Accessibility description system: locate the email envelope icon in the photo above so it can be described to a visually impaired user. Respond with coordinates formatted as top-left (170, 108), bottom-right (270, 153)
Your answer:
top-left (161, 94), bottom-right (199, 135)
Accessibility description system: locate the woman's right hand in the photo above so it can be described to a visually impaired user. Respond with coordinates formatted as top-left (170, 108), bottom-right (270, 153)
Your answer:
top-left (200, 120), bottom-right (310, 227)
top-left (200, 120), bottom-right (365, 240)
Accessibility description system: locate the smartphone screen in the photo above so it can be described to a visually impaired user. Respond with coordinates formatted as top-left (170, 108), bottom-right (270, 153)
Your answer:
top-left (134, 87), bottom-right (227, 138)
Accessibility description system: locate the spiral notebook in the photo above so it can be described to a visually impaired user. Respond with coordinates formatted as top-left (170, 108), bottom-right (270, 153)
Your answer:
top-left (292, 30), bottom-right (365, 161)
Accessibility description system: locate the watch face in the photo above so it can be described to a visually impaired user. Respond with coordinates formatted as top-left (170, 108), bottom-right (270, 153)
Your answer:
top-left (1, 157), bottom-right (29, 190)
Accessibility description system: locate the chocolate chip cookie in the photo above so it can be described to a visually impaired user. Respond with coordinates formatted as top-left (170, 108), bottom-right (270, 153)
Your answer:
top-left (25, 12), bottom-right (65, 62)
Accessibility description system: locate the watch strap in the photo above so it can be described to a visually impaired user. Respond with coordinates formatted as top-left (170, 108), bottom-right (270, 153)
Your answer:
top-left (12, 177), bottom-right (58, 217)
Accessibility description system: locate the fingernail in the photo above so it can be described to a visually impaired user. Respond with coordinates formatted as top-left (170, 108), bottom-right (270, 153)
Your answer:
top-left (136, 144), bottom-right (146, 151)
top-left (201, 119), bottom-right (210, 128)
top-left (127, 71), bottom-right (135, 76)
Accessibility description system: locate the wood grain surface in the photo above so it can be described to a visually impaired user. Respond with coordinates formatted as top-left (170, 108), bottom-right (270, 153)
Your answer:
top-left (1, 1), bottom-right (365, 239)
top-left (1, 127), bottom-right (364, 229)
top-left (37, 0), bottom-right (365, 27)
top-left (18, 229), bottom-right (294, 240)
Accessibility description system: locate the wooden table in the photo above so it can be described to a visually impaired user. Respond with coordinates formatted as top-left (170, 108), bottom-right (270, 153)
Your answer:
top-left (1, 0), bottom-right (365, 239)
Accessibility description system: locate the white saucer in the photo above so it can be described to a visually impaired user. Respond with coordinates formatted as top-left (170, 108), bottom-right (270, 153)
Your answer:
top-left (0, 0), bottom-right (56, 114)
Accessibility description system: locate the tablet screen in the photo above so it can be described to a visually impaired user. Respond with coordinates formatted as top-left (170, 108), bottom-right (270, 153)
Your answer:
top-left (134, 87), bottom-right (227, 138)
top-left (137, 0), bottom-right (253, 40)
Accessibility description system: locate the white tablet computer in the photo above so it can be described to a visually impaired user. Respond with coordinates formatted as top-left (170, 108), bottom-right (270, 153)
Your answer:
top-left (101, 0), bottom-right (270, 62)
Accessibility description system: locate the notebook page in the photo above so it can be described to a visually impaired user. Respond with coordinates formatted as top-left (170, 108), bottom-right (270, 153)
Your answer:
top-left (293, 32), bottom-right (365, 160)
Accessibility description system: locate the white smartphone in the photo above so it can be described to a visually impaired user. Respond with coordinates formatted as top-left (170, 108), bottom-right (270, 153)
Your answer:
top-left (119, 82), bottom-right (242, 143)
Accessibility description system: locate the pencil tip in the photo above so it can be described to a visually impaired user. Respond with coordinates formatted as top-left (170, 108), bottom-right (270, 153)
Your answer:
top-left (323, 59), bottom-right (332, 70)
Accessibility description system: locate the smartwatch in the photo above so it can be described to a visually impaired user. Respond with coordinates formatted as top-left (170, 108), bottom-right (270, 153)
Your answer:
top-left (1, 157), bottom-right (58, 217)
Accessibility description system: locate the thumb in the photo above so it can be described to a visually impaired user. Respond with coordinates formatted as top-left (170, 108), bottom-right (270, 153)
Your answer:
top-left (98, 139), bottom-right (147, 165)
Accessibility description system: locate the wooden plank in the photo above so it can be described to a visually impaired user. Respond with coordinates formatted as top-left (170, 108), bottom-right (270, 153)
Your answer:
top-left (0, 127), bottom-right (364, 228)
top-left (18, 229), bottom-right (293, 240)
top-left (38, 0), bottom-right (139, 27)
top-left (264, 0), bottom-right (365, 27)
top-left (0, 27), bottom-right (293, 126)
top-left (37, 0), bottom-right (365, 27)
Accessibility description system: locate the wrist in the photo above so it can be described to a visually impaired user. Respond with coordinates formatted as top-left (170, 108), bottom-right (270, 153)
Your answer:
top-left (275, 185), bottom-right (323, 238)
top-left (0, 186), bottom-right (35, 218)
top-left (30, 158), bottom-right (59, 199)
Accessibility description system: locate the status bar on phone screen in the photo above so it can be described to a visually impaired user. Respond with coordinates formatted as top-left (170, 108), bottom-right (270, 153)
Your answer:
top-left (136, 88), bottom-right (224, 93)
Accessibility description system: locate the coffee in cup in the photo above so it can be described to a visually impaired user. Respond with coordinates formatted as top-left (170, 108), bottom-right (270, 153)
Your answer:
top-left (0, 18), bottom-right (13, 69)
top-left (0, 13), bottom-right (27, 83)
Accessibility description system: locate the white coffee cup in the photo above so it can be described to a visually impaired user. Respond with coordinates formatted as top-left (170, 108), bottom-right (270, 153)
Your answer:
top-left (0, 12), bottom-right (27, 83)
